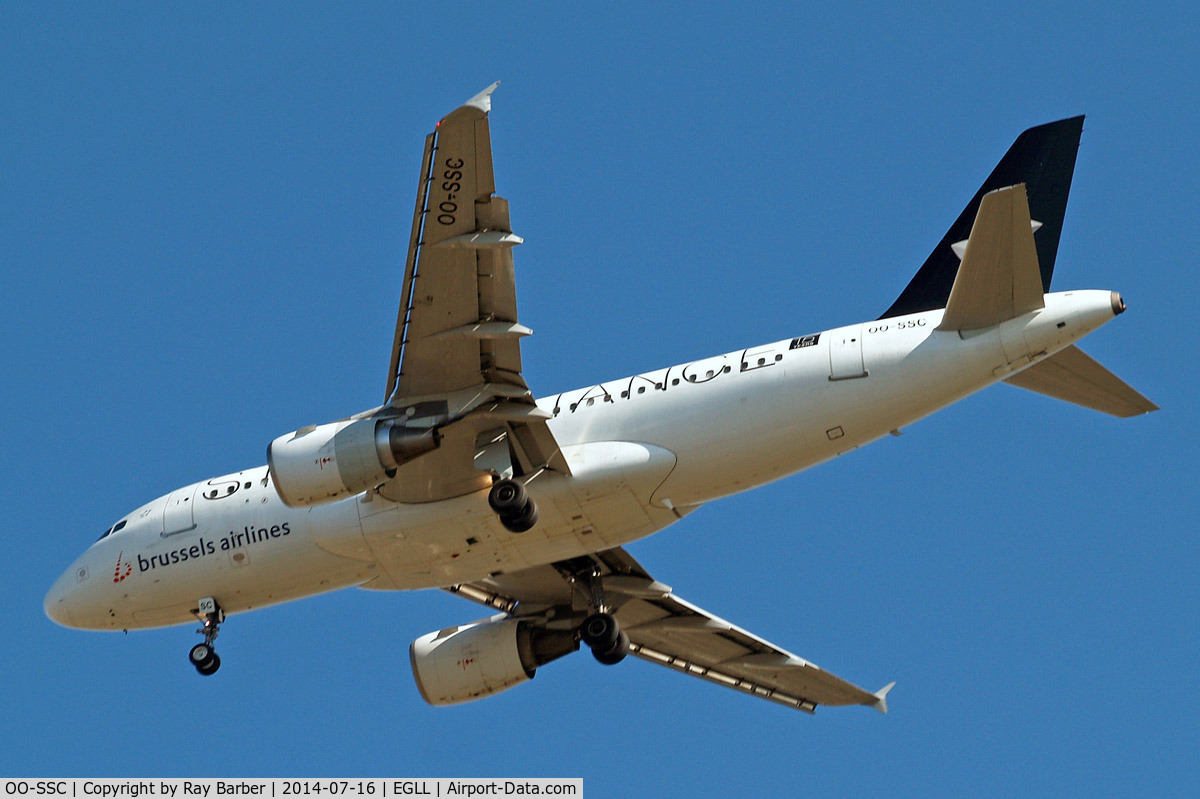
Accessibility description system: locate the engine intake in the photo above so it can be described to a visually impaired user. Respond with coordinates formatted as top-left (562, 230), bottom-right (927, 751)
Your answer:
top-left (410, 618), bottom-right (578, 706)
top-left (267, 418), bottom-right (439, 507)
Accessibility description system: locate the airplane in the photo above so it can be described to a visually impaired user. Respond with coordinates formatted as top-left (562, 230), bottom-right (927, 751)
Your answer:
top-left (45, 84), bottom-right (1157, 716)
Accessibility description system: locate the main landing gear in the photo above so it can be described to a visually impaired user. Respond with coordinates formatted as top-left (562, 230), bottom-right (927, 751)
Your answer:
top-left (580, 611), bottom-right (629, 665)
top-left (188, 596), bottom-right (223, 676)
top-left (488, 478), bottom-right (539, 533)
top-left (574, 567), bottom-right (628, 665)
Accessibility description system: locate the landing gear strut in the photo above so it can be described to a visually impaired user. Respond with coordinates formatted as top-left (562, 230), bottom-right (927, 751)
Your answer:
top-left (574, 567), bottom-right (628, 665)
top-left (189, 596), bottom-right (223, 676)
top-left (489, 478), bottom-right (539, 533)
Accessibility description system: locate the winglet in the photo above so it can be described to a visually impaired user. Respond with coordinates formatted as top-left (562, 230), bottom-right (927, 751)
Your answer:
top-left (438, 82), bottom-right (501, 128)
top-left (462, 81), bottom-right (501, 114)
top-left (872, 681), bottom-right (896, 715)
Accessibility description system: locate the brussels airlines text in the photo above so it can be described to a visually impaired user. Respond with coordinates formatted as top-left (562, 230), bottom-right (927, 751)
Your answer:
top-left (137, 523), bottom-right (292, 573)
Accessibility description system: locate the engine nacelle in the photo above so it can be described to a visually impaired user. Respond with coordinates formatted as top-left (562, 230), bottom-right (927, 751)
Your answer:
top-left (267, 418), bottom-right (438, 507)
top-left (410, 618), bottom-right (578, 706)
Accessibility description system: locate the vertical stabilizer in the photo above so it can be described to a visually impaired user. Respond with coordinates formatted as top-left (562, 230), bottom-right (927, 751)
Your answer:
top-left (882, 116), bottom-right (1083, 319)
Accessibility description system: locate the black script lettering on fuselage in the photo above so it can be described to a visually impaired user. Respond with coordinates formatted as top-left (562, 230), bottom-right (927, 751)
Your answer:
top-left (136, 522), bottom-right (291, 573)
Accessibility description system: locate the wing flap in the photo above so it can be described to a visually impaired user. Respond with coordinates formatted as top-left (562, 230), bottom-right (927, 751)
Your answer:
top-left (1005, 345), bottom-right (1159, 417)
top-left (628, 641), bottom-right (817, 713)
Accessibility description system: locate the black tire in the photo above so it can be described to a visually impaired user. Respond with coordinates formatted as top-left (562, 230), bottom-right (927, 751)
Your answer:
top-left (189, 643), bottom-right (215, 669)
top-left (196, 653), bottom-right (221, 676)
top-left (501, 500), bottom-right (538, 533)
top-left (488, 479), bottom-right (528, 515)
top-left (580, 612), bottom-right (620, 651)
top-left (593, 630), bottom-right (629, 665)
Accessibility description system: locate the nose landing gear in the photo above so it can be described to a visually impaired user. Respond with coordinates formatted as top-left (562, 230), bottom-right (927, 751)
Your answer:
top-left (488, 478), bottom-right (539, 533)
top-left (189, 596), bottom-right (223, 676)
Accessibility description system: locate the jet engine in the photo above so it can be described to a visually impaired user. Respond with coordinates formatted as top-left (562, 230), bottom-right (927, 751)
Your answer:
top-left (410, 618), bottom-right (578, 706)
top-left (267, 418), bottom-right (439, 507)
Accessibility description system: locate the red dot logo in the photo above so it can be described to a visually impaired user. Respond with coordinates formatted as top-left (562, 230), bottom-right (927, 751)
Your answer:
top-left (113, 551), bottom-right (132, 583)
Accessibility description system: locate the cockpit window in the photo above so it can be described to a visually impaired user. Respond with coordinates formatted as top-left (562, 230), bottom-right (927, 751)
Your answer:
top-left (97, 519), bottom-right (128, 541)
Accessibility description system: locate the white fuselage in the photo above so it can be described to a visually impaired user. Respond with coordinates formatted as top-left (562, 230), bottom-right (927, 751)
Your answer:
top-left (45, 290), bottom-right (1119, 631)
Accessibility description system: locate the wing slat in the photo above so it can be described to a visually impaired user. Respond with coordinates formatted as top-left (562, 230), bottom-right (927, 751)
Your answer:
top-left (385, 132), bottom-right (436, 403)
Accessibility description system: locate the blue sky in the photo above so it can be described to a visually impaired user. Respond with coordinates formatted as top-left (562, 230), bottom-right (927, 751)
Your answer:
top-left (2, 2), bottom-right (1196, 795)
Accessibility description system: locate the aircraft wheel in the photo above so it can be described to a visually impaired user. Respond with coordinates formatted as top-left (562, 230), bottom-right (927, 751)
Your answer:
top-left (593, 630), bottom-right (629, 665)
top-left (196, 653), bottom-right (221, 676)
top-left (580, 612), bottom-right (620, 651)
top-left (501, 501), bottom-right (538, 533)
top-left (189, 643), bottom-right (215, 669)
top-left (488, 479), bottom-right (528, 515)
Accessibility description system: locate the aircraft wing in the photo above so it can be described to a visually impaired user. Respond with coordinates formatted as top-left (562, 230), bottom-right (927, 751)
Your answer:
top-left (445, 547), bottom-right (893, 714)
top-left (380, 83), bottom-right (568, 503)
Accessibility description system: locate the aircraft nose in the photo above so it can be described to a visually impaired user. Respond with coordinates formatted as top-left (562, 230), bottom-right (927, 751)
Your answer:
top-left (44, 571), bottom-right (75, 628)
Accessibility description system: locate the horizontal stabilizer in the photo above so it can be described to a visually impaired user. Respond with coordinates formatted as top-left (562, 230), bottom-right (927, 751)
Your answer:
top-left (938, 184), bottom-right (1045, 331)
top-left (1005, 345), bottom-right (1159, 417)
